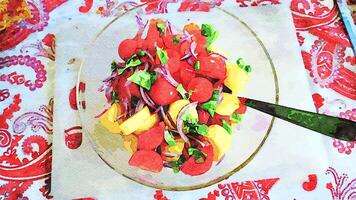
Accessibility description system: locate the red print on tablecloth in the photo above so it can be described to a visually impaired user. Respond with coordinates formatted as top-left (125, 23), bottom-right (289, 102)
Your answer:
top-left (199, 178), bottom-right (279, 200)
top-left (64, 126), bottom-right (83, 149)
top-left (178, 0), bottom-right (223, 12)
top-left (302, 174), bottom-right (317, 191)
top-left (69, 82), bottom-right (86, 110)
top-left (326, 167), bottom-right (356, 200)
top-left (0, 55), bottom-right (47, 91)
top-left (79, 0), bottom-right (93, 13)
top-left (0, 98), bottom-right (53, 199)
top-left (96, 1), bottom-right (139, 17)
top-left (311, 93), bottom-right (325, 112)
top-left (332, 108), bottom-right (356, 155)
top-left (0, 89), bottom-right (10, 102)
top-left (235, 0), bottom-right (280, 7)
top-left (154, 190), bottom-right (168, 200)
top-left (20, 33), bottom-right (56, 61)
top-left (141, 0), bottom-right (177, 14)
top-left (291, 0), bottom-right (356, 100)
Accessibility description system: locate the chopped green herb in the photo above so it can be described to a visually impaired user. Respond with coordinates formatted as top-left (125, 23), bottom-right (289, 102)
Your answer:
top-left (176, 84), bottom-right (189, 99)
top-left (138, 50), bottom-right (145, 57)
top-left (194, 61), bottom-right (200, 70)
top-left (201, 24), bottom-right (218, 49)
top-left (164, 130), bottom-right (177, 146)
top-left (156, 47), bottom-right (169, 65)
top-left (111, 91), bottom-right (120, 103)
top-left (118, 54), bottom-right (142, 75)
top-left (157, 22), bottom-right (166, 35)
top-left (169, 156), bottom-right (185, 173)
top-left (222, 120), bottom-right (232, 134)
top-left (236, 58), bottom-right (252, 73)
top-left (201, 90), bottom-right (219, 116)
top-left (173, 168), bottom-right (180, 173)
top-left (197, 124), bottom-right (208, 135)
top-left (188, 147), bottom-right (207, 163)
top-left (173, 36), bottom-right (180, 44)
top-left (127, 70), bottom-right (157, 90)
top-left (230, 112), bottom-right (242, 123)
top-left (111, 62), bottom-right (117, 72)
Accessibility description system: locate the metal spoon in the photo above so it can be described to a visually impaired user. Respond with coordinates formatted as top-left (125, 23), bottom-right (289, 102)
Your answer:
top-left (242, 98), bottom-right (356, 141)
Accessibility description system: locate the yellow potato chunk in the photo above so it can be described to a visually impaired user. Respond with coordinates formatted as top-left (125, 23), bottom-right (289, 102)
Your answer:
top-left (165, 139), bottom-right (185, 162)
top-left (224, 63), bottom-right (248, 95)
top-left (135, 114), bottom-right (159, 134)
top-left (205, 125), bottom-right (232, 161)
top-left (99, 103), bottom-right (122, 134)
top-left (216, 93), bottom-right (240, 116)
top-left (168, 99), bottom-right (189, 123)
top-left (123, 135), bottom-right (137, 153)
top-left (118, 106), bottom-right (151, 135)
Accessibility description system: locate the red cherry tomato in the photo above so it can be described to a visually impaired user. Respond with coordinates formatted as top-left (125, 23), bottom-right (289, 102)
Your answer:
top-left (129, 150), bottom-right (163, 173)
top-left (235, 103), bottom-right (247, 114)
top-left (179, 62), bottom-right (196, 88)
top-left (180, 144), bottom-right (214, 176)
top-left (149, 76), bottom-right (180, 106)
top-left (187, 77), bottom-right (213, 103)
top-left (197, 56), bottom-right (226, 80)
top-left (198, 110), bottom-right (210, 124)
top-left (118, 39), bottom-right (137, 60)
top-left (137, 122), bottom-right (164, 150)
top-left (166, 49), bottom-right (181, 73)
top-left (210, 113), bottom-right (231, 126)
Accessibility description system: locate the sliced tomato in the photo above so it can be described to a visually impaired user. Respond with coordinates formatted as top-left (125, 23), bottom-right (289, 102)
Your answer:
top-left (118, 39), bottom-right (137, 60)
top-left (149, 76), bottom-right (180, 106)
top-left (166, 49), bottom-right (181, 73)
top-left (128, 150), bottom-right (163, 173)
top-left (187, 77), bottom-right (213, 103)
top-left (183, 23), bottom-right (200, 35)
top-left (137, 122), bottom-right (164, 150)
top-left (112, 71), bottom-right (141, 99)
top-left (171, 71), bottom-right (182, 83)
top-left (197, 56), bottom-right (226, 80)
top-left (179, 62), bottom-right (196, 88)
top-left (179, 41), bottom-right (190, 56)
top-left (198, 110), bottom-right (210, 124)
top-left (235, 103), bottom-right (247, 114)
top-left (180, 144), bottom-right (214, 176)
top-left (210, 113), bottom-right (231, 126)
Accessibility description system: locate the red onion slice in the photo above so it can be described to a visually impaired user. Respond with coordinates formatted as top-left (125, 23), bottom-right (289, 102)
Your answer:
top-left (217, 86), bottom-right (223, 104)
top-left (176, 102), bottom-right (198, 143)
top-left (154, 67), bottom-right (179, 87)
top-left (95, 103), bottom-right (112, 118)
top-left (142, 50), bottom-right (155, 63)
top-left (190, 41), bottom-right (197, 58)
top-left (211, 52), bottom-right (227, 61)
top-left (187, 135), bottom-right (206, 147)
top-left (139, 87), bottom-right (155, 108)
top-left (215, 154), bottom-right (225, 166)
top-left (134, 100), bottom-right (144, 113)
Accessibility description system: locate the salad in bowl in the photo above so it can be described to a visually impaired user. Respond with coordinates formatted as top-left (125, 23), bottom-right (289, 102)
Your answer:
top-left (96, 18), bottom-right (251, 176)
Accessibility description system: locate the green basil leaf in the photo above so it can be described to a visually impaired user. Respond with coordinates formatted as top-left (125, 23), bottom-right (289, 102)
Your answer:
top-left (194, 61), bottom-right (200, 70)
top-left (118, 54), bottom-right (142, 75)
top-left (188, 147), bottom-right (207, 163)
top-left (111, 91), bottom-right (120, 103)
top-left (164, 130), bottom-right (177, 146)
top-left (201, 24), bottom-right (218, 49)
top-left (176, 84), bottom-right (189, 99)
top-left (111, 61), bottom-right (117, 72)
top-left (157, 22), bottom-right (166, 35)
top-left (230, 112), bottom-right (242, 123)
top-left (236, 58), bottom-right (252, 73)
top-left (127, 70), bottom-right (156, 90)
top-left (201, 90), bottom-right (219, 116)
top-left (197, 124), bottom-right (208, 135)
top-left (156, 47), bottom-right (169, 65)
top-left (173, 36), bottom-right (180, 44)
top-left (222, 120), bottom-right (232, 134)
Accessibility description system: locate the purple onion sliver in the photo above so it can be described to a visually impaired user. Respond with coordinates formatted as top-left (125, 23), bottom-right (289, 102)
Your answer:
top-left (217, 86), bottom-right (223, 104)
top-left (94, 103), bottom-right (112, 118)
top-left (134, 100), bottom-right (144, 113)
top-left (143, 50), bottom-right (155, 63)
top-left (176, 102), bottom-right (198, 143)
top-left (187, 135), bottom-right (206, 147)
top-left (166, 111), bottom-right (176, 128)
top-left (140, 87), bottom-right (155, 108)
top-left (190, 41), bottom-right (197, 58)
top-left (215, 154), bottom-right (225, 166)
top-left (211, 52), bottom-right (228, 61)
top-left (155, 67), bottom-right (179, 87)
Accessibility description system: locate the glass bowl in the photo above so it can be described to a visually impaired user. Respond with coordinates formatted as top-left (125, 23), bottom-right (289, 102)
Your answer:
top-left (77, 6), bottom-right (279, 191)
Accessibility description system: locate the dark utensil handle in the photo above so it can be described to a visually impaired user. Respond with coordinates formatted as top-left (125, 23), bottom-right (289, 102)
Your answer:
top-left (244, 98), bottom-right (356, 141)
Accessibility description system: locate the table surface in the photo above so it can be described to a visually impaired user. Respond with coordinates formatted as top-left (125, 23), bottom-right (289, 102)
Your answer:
top-left (0, 0), bottom-right (355, 199)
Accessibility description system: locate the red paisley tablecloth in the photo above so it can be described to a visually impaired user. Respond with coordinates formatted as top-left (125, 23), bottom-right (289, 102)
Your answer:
top-left (0, 0), bottom-right (355, 199)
